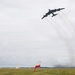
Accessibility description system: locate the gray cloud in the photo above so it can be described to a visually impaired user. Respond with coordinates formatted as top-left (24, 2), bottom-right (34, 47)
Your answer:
top-left (0, 0), bottom-right (75, 67)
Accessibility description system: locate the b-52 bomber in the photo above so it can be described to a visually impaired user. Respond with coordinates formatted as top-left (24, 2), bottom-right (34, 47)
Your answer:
top-left (42, 8), bottom-right (65, 19)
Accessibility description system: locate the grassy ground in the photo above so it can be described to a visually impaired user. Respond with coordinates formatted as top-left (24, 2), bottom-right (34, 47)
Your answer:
top-left (0, 68), bottom-right (75, 75)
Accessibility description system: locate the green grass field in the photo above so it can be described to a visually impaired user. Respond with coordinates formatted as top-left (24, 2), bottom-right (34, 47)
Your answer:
top-left (0, 68), bottom-right (75, 75)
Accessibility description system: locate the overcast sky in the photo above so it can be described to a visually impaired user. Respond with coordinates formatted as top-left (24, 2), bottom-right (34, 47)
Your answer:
top-left (0, 0), bottom-right (75, 67)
